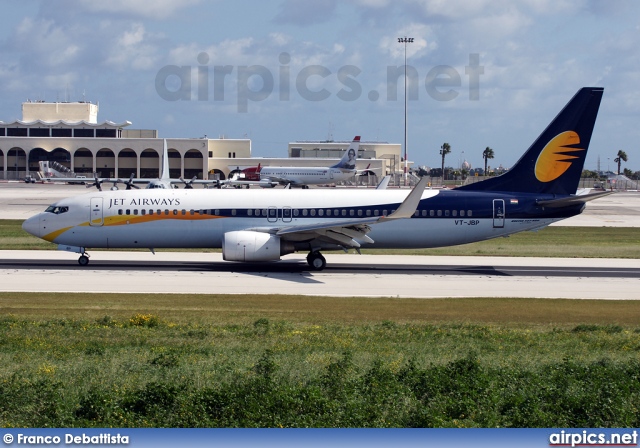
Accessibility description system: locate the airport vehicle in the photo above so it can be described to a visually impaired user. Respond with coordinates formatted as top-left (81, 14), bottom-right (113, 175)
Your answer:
top-left (22, 88), bottom-right (609, 271)
top-left (237, 136), bottom-right (361, 188)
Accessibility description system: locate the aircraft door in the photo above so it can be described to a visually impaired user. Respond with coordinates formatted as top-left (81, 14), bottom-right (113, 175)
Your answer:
top-left (90, 197), bottom-right (104, 227)
top-left (492, 199), bottom-right (505, 228)
top-left (282, 207), bottom-right (292, 223)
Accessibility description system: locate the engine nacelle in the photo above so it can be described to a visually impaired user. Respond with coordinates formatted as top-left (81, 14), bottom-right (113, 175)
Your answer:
top-left (222, 231), bottom-right (292, 262)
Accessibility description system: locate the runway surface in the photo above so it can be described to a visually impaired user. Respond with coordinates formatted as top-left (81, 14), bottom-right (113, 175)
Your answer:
top-left (2, 251), bottom-right (639, 299)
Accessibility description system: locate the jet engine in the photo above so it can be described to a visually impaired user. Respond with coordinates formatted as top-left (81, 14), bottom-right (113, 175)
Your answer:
top-left (222, 231), bottom-right (295, 262)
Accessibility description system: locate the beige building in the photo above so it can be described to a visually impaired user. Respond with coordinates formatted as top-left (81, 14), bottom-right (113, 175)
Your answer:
top-left (1, 101), bottom-right (400, 184)
top-left (1, 101), bottom-right (251, 180)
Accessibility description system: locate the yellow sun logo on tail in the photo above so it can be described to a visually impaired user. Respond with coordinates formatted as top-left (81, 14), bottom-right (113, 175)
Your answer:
top-left (535, 131), bottom-right (584, 182)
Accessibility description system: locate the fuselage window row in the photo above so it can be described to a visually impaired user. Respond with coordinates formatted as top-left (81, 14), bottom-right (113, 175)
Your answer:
top-left (115, 208), bottom-right (474, 219)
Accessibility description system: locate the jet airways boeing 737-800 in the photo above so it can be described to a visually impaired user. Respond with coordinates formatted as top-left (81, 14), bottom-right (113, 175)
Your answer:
top-left (22, 87), bottom-right (608, 270)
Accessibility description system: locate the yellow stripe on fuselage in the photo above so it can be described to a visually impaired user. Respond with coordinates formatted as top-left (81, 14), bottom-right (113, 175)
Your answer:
top-left (42, 214), bottom-right (223, 242)
top-left (103, 213), bottom-right (222, 226)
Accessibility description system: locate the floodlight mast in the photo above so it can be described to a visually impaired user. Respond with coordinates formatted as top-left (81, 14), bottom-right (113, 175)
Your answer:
top-left (397, 37), bottom-right (414, 186)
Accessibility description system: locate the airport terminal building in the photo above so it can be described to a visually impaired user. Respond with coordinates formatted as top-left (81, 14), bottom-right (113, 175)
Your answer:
top-left (0, 101), bottom-right (251, 181)
top-left (0, 101), bottom-right (401, 184)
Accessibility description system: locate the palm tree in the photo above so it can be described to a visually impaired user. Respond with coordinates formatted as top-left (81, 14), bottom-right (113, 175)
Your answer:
top-left (440, 143), bottom-right (451, 179)
top-left (482, 147), bottom-right (494, 177)
top-left (614, 150), bottom-right (628, 175)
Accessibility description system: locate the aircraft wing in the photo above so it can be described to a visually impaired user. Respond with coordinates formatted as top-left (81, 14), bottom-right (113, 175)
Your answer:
top-left (254, 176), bottom-right (429, 248)
top-left (260, 175), bottom-right (301, 186)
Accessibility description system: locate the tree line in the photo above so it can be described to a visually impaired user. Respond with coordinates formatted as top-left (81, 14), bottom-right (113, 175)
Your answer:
top-left (419, 146), bottom-right (636, 180)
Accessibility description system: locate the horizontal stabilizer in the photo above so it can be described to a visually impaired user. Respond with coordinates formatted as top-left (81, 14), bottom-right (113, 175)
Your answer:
top-left (536, 191), bottom-right (614, 208)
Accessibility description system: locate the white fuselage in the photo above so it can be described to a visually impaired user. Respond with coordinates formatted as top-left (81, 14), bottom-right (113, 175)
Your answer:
top-left (23, 187), bottom-right (568, 253)
top-left (259, 167), bottom-right (356, 185)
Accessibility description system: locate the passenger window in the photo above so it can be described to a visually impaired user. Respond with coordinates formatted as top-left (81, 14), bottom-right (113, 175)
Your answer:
top-left (452, 210), bottom-right (457, 217)
top-left (460, 210), bottom-right (465, 217)
top-left (437, 210), bottom-right (442, 217)
top-left (164, 210), bottom-right (169, 215)
top-left (133, 209), bottom-right (138, 215)
top-left (141, 209), bottom-right (146, 216)
top-left (118, 209), bottom-right (123, 215)
top-left (358, 210), bottom-right (362, 217)
top-left (430, 210), bottom-right (435, 217)
top-left (366, 210), bottom-right (371, 217)
top-left (468, 210), bottom-right (473, 217)
top-left (126, 209), bottom-right (130, 215)
top-left (318, 210), bottom-right (324, 216)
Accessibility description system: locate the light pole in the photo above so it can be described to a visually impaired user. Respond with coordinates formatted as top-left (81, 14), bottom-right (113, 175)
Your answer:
top-left (398, 36), bottom-right (413, 186)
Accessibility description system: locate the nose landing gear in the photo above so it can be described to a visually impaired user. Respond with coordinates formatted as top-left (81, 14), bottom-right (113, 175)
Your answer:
top-left (78, 251), bottom-right (90, 266)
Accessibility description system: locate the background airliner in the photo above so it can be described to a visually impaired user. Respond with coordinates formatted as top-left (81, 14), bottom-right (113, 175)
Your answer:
top-left (235, 136), bottom-right (362, 188)
top-left (22, 88), bottom-right (608, 271)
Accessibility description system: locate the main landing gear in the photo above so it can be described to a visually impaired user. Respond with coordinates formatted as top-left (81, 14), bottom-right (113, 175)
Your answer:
top-left (78, 252), bottom-right (90, 266)
top-left (306, 251), bottom-right (326, 271)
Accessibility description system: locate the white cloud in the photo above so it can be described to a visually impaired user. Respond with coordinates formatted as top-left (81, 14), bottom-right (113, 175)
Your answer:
top-left (75, 0), bottom-right (202, 20)
top-left (104, 23), bottom-right (161, 71)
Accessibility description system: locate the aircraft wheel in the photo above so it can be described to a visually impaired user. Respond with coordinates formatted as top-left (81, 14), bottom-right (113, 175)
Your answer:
top-left (78, 255), bottom-right (90, 266)
top-left (307, 252), bottom-right (326, 271)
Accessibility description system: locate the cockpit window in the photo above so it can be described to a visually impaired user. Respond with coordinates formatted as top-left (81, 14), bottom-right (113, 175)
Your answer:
top-left (45, 205), bottom-right (69, 214)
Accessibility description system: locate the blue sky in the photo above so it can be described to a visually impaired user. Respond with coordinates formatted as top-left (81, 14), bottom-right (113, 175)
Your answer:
top-left (1, 0), bottom-right (639, 172)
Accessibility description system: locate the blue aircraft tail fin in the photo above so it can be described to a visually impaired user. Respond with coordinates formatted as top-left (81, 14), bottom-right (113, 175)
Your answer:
top-left (458, 87), bottom-right (604, 195)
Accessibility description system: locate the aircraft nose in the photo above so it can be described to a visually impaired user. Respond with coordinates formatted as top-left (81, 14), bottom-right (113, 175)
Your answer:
top-left (22, 215), bottom-right (41, 238)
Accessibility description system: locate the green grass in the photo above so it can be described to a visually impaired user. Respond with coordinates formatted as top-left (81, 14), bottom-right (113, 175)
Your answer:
top-left (2, 293), bottom-right (640, 427)
top-left (2, 217), bottom-right (640, 427)
top-left (2, 219), bottom-right (640, 258)
top-left (1, 312), bottom-right (640, 427)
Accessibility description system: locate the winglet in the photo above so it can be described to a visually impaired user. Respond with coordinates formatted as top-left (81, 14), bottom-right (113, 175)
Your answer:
top-left (380, 176), bottom-right (428, 221)
top-left (375, 175), bottom-right (391, 190)
top-left (161, 139), bottom-right (170, 181)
